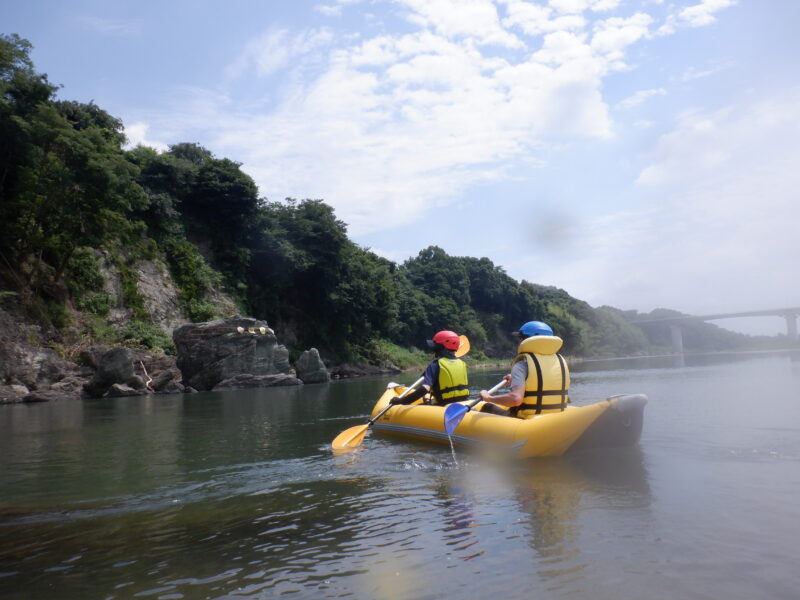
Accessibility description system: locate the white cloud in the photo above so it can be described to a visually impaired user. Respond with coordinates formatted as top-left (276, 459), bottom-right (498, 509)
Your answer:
top-left (76, 16), bottom-right (140, 36)
top-left (316, 0), bottom-right (363, 13)
top-left (535, 90), bottom-right (800, 316)
top-left (617, 87), bottom-right (666, 109)
top-left (398, 0), bottom-right (524, 48)
top-left (202, 16), bottom-right (621, 233)
top-left (315, 5), bottom-right (343, 16)
top-left (679, 0), bottom-right (736, 27)
top-left (549, 0), bottom-right (620, 14)
top-left (501, 1), bottom-right (586, 36)
top-left (658, 0), bottom-right (736, 35)
top-left (226, 28), bottom-right (334, 79)
top-left (132, 0), bottom-right (740, 236)
top-left (680, 62), bottom-right (728, 81)
top-left (591, 13), bottom-right (653, 61)
top-left (124, 122), bottom-right (168, 152)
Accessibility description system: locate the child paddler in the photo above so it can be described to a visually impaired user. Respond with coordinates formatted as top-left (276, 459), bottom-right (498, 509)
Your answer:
top-left (390, 330), bottom-right (470, 406)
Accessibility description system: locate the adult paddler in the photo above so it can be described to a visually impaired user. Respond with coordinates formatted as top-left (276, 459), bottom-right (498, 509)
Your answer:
top-left (477, 321), bottom-right (570, 417)
top-left (389, 330), bottom-right (470, 406)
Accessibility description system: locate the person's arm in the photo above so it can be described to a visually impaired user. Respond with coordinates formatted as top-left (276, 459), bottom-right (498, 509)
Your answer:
top-left (391, 385), bottom-right (429, 404)
top-left (390, 362), bottom-right (435, 404)
top-left (478, 383), bottom-right (523, 408)
top-left (478, 361), bottom-right (526, 407)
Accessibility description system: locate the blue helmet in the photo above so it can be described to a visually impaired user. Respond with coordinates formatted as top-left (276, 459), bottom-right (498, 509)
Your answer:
top-left (514, 321), bottom-right (553, 338)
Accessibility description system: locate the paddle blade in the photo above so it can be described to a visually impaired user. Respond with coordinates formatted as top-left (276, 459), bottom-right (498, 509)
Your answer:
top-left (444, 403), bottom-right (470, 436)
top-left (455, 335), bottom-right (470, 357)
top-left (331, 424), bottom-right (369, 453)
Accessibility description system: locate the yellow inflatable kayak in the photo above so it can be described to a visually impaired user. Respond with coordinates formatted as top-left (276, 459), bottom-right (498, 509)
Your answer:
top-left (370, 384), bottom-right (647, 458)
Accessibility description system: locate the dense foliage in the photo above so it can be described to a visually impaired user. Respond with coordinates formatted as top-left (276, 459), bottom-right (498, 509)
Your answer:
top-left (0, 34), bottom-right (772, 361)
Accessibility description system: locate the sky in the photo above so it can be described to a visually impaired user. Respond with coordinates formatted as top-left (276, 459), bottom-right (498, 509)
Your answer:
top-left (4, 0), bottom-right (799, 335)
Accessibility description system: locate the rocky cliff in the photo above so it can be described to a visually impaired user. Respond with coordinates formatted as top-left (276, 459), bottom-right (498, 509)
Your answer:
top-left (0, 246), bottom-right (341, 403)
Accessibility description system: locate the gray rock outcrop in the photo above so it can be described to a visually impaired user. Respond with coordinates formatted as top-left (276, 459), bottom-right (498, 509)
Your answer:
top-left (84, 347), bottom-right (147, 398)
top-left (104, 383), bottom-right (145, 397)
top-left (330, 363), bottom-right (402, 379)
top-left (0, 308), bottom-right (91, 403)
top-left (294, 348), bottom-right (330, 383)
top-left (173, 316), bottom-right (297, 391)
top-left (212, 374), bottom-right (302, 390)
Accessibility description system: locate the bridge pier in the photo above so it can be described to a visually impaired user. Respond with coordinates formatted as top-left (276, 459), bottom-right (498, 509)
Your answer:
top-left (784, 313), bottom-right (798, 342)
top-left (669, 324), bottom-right (684, 355)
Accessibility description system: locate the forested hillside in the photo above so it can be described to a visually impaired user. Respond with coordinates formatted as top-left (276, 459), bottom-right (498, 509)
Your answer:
top-left (0, 34), bottom-right (772, 365)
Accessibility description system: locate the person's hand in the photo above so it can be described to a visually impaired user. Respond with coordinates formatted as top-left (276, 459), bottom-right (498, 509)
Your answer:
top-left (478, 390), bottom-right (489, 401)
top-left (389, 396), bottom-right (405, 405)
top-left (502, 374), bottom-right (512, 385)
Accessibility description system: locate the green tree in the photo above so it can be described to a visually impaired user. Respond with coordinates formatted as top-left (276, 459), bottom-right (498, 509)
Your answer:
top-left (403, 245), bottom-right (471, 306)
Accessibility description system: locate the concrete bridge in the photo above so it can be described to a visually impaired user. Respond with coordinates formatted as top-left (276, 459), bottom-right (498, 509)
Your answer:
top-left (633, 307), bottom-right (800, 354)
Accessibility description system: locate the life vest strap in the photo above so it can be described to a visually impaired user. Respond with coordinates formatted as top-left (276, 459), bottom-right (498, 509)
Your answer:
top-left (518, 352), bottom-right (568, 414)
top-left (519, 402), bottom-right (568, 411)
top-left (439, 384), bottom-right (469, 394)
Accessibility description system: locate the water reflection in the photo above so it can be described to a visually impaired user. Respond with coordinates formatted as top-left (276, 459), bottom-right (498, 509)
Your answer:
top-left (505, 448), bottom-right (651, 588)
top-left (432, 478), bottom-right (484, 561)
top-left (415, 445), bottom-right (652, 594)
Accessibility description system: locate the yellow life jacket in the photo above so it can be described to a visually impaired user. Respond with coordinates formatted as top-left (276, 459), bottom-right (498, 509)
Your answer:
top-left (434, 357), bottom-right (469, 404)
top-left (511, 336), bottom-right (570, 418)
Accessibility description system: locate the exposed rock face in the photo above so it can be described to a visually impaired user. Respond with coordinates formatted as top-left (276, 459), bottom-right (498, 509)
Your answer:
top-left (173, 316), bottom-right (296, 391)
top-left (94, 248), bottom-right (237, 335)
top-left (84, 347), bottom-right (147, 398)
top-left (0, 308), bottom-right (90, 403)
top-left (294, 348), bottom-right (330, 384)
top-left (134, 258), bottom-right (187, 333)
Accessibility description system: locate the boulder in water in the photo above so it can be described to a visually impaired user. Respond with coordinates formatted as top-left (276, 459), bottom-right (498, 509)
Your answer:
top-left (295, 348), bottom-right (330, 384)
top-left (173, 316), bottom-right (296, 391)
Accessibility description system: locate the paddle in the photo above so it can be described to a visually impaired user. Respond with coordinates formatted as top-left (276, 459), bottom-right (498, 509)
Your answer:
top-left (443, 379), bottom-right (507, 436)
top-left (455, 335), bottom-right (470, 357)
top-left (331, 376), bottom-right (425, 452)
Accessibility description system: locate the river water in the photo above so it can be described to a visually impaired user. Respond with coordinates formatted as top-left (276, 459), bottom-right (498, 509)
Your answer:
top-left (1, 352), bottom-right (799, 600)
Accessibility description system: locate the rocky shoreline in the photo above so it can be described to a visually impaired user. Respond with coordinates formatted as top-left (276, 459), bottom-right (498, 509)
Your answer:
top-left (0, 312), bottom-right (400, 405)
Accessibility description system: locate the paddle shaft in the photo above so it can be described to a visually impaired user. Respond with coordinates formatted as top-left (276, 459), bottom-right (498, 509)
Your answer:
top-left (470, 379), bottom-right (507, 406)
